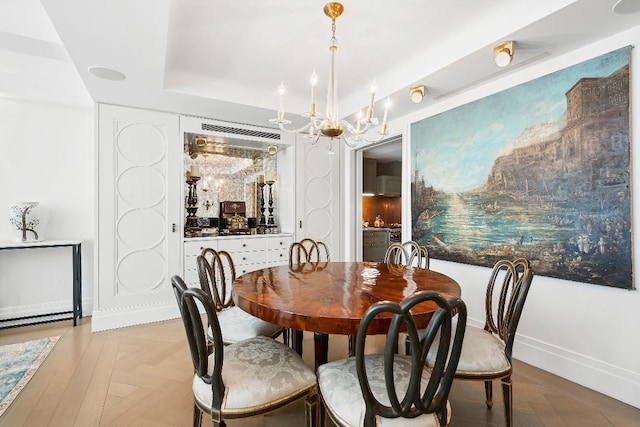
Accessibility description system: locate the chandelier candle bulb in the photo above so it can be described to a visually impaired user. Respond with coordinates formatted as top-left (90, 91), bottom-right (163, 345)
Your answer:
top-left (381, 99), bottom-right (390, 134)
top-left (367, 82), bottom-right (376, 121)
top-left (311, 72), bottom-right (318, 116)
top-left (278, 83), bottom-right (285, 121)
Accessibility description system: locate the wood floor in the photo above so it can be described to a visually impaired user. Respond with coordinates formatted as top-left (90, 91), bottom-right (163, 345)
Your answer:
top-left (1, 318), bottom-right (638, 427)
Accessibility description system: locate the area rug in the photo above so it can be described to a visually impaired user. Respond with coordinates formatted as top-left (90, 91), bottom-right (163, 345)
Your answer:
top-left (0, 336), bottom-right (59, 417)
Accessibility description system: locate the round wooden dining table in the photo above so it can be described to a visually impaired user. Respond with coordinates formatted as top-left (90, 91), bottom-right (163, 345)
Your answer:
top-left (232, 261), bottom-right (461, 371)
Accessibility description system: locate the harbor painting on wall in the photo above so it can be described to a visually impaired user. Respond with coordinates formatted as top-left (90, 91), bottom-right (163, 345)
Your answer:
top-left (411, 46), bottom-right (632, 289)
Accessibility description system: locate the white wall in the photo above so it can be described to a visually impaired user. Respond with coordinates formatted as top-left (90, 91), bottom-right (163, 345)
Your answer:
top-left (0, 98), bottom-right (94, 322)
top-left (388, 25), bottom-right (640, 408)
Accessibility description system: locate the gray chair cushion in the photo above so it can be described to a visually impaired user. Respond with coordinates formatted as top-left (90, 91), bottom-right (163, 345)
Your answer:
top-left (318, 354), bottom-right (448, 427)
top-left (455, 325), bottom-right (510, 376)
top-left (427, 323), bottom-right (510, 377)
top-left (193, 336), bottom-right (316, 415)
top-left (207, 306), bottom-right (283, 344)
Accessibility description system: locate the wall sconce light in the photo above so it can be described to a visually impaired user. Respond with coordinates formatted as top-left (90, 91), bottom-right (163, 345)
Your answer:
top-left (195, 136), bottom-right (207, 147)
top-left (409, 85), bottom-right (426, 104)
top-left (494, 41), bottom-right (514, 67)
top-left (267, 144), bottom-right (278, 155)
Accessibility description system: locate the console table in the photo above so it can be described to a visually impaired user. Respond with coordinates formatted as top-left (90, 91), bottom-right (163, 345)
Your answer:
top-left (0, 240), bottom-right (82, 329)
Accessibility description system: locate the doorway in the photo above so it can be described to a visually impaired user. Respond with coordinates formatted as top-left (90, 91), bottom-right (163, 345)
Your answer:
top-left (357, 135), bottom-right (403, 260)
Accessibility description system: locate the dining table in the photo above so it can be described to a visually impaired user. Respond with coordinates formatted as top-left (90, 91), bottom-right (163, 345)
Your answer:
top-left (232, 261), bottom-right (461, 371)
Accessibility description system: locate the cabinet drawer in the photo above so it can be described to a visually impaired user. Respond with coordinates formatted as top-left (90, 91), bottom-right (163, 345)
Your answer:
top-left (235, 262), bottom-right (268, 276)
top-left (184, 240), bottom-right (217, 257)
top-left (363, 231), bottom-right (389, 245)
top-left (183, 268), bottom-right (200, 287)
top-left (232, 250), bottom-right (267, 265)
top-left (268, 247), bottom-right (288, 264)
top-left (218, 237), bottom-right (267, 253)
top-left (267, 236), bottom-right (293, 250)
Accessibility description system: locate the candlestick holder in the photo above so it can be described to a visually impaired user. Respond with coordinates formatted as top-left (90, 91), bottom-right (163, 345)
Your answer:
top-left (266, 180), bottom-right (275, 227)
top-left (258, 182), bottom-right (267, 226)
top-left (185, 175), bottom-right (200, 234)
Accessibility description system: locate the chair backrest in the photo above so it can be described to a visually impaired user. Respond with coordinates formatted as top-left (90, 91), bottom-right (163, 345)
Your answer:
top-left (354, 290), bottom-right (467, 427)
top-left (299, 238), bottom-right (330, 262)
top-left (384, 242), bottom-right (409, 264)
top-left (417, 244), bottom-right (430, 269)
top-left (171, 275), bottom-right (225, 409)
top-left (401, 240), bottom-right (430, 269)
top-left (197, 248), bottom-right (236, 311)
top-left (289, 242), bottom-right (310, 267)
top-left (484, 258), bottom-right (534, 360)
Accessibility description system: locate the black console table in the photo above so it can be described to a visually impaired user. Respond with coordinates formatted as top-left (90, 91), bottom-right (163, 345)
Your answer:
top-left (0, 240), bottom-right (82, 329)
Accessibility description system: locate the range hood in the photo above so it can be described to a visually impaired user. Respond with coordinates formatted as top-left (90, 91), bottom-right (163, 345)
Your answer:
top-left (376, 175), bottom-right (401, 196)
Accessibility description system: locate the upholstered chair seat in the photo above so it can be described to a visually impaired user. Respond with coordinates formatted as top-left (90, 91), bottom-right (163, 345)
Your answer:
top-left (454, 325), bottom-right (510, 376)
top-left (208, 306), bottom-right (284, 344)
top-left (193, 335), bottom-right (317, 415)
top-left (318, 355), bottom-right (450, 427)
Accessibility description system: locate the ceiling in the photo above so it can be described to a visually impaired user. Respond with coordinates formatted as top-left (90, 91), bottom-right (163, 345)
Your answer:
top-left (2, 1), bottom-right (639, 137)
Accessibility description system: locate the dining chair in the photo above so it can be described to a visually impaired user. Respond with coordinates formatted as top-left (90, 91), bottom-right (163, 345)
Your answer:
top-left (383, 242), bottom-right (409, 264)
top-left (289, 241), bottom-right (310, 267)
top-left (317, 290), bottom-right (467, 427)
top-left (417, 244), bottom-right (430, 269)
top-left (299, 238), bottom-right (331, 262)
top-left (427, 258), bottom-right (534, 427)
top-left (197, 248), bottom-right (284, 345)
top-left (171, 275), bottom-right (318, 427)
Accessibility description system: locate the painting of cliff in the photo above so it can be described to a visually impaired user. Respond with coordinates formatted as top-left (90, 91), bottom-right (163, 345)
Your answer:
top-left (410, 46), bottom-right (632, 289)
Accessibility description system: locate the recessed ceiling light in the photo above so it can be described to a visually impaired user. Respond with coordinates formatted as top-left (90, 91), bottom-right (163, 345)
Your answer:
top-left (88, 66), bottom-right (126, 81)
top-left (612, 0), bottom-right (640, 14)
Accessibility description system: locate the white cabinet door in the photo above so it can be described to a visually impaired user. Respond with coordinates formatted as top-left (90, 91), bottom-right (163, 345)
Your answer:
top-left (94, 104), bottom-right (181, 331)
top-left (295, 137), bottom-right (342, 260)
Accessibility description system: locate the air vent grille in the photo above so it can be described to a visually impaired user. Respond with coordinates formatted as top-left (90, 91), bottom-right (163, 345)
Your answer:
top-left (201, 123), bottom-right (281, 141)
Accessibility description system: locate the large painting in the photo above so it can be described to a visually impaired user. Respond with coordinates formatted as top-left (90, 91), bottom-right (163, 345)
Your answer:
top-left (411, 46), bottom-right (632, 289)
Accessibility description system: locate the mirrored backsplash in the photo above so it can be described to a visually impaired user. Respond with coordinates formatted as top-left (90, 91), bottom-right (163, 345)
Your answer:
top-left (183, 133), bottom-right (278, 221)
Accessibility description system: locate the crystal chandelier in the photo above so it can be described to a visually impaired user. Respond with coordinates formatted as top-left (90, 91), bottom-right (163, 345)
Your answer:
top-left (270, 2), bottom-right (390, 147)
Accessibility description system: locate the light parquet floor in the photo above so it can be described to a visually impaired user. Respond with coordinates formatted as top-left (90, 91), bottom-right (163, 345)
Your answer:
top-left (1, 318), bottom-right (638, 427)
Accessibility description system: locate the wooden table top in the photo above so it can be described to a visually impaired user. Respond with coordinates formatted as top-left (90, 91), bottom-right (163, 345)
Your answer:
top-left (232, 261), bottom-right (461, 336)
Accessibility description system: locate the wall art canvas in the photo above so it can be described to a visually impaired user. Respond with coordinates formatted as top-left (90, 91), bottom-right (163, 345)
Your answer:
top-left (411, 46), bottom-right (632, 289)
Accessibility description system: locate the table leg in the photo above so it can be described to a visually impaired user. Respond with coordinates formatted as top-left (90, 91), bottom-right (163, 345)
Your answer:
top-left (72, 243), bottom-right (82, 325)
top-left (291, 329), bottom-right (304, 356)
top-left (314, 332), bottom-right (329, 372)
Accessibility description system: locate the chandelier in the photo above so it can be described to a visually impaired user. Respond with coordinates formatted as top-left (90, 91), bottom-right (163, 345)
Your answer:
top-left (269, 2), bottom-right (390, 147)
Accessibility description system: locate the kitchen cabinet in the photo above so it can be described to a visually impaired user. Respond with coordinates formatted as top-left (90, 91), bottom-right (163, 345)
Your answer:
top-left (377, 175), bottom-right (401, 196)
top-left (363, 228), bottom-right (390, 261)
top-left (363, 158), bottom-right (377, 195)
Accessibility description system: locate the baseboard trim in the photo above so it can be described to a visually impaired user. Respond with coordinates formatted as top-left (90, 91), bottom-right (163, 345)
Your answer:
top-left (91, 301), bottom-right (180, 332)
top-left (513, 333), bottom-right (640, 409)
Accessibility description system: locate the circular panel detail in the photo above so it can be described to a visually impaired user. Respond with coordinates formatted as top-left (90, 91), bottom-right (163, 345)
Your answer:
top-left (118, 208), bottom-right (165, 249)
top-left (117, 250), bottom-right (165, 292)
top-left (117, 124), bottom-right (165, 166)
top-left (304, 177), bottom-right (332, 209)
top-left (117, 166), bottom-right (165, 207)
top-left (304, 146), bottom-right (331, 177)
top-left (305, 209), bottom-right (332, 240)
